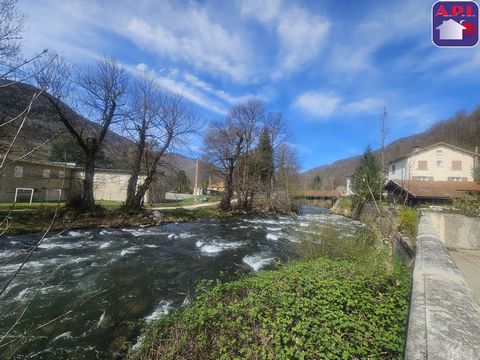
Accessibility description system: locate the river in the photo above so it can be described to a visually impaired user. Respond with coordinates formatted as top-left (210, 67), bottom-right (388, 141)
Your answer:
top-left (0, 206), bottom-right (363, 359)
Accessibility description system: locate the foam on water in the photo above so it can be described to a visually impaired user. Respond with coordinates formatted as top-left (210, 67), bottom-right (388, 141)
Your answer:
top-left (122, 229), bottom-right (146, 237)
top-left (53, 332), bottom-right (73, 342)
top-left (120, 249), bottom-right (135, 257)
top-left (178, 232), bottom-right (194, 239)
top-left (99, 242), bottom-right (112, 249)
top-left (266, 227), bottom-right (282, 232)
top-left (145, 300), bottom-right (172, 322)
top-left (168, 233), bottom-right (175, 239)
top-left (266, 233), bottom-right (278, 241)
top-left (243, 254), bottom-right (274, 272)
top-left (196, 240), bottom-right (244, 255)
top-left (66, 230), bottom-right (87, 237)
top-left (38, 242), bottom-right (80, 250)
top-left (97, 311), bottom-right (106, 328)
top-left (14, 287), bottom-right (29, 301)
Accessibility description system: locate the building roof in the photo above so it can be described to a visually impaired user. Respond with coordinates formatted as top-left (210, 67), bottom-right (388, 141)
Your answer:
top-left (0, 157), bottom-right (77, 169)
top-left (385, 179), bottom-right (480, 199)
top-left (388, 142), bottom-right (476, 165)
top-left (291, 189), bottom-right (344, 198)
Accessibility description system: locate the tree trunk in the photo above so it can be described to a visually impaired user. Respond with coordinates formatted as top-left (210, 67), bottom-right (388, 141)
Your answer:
top-left (126, 177), bottom-right (151, 210)
top-left (220, 162), bottom-right (234, 211)
top-left (83, 154), bottom-right (96, 211)
top-left (125, 141), bottom-right (144, 209)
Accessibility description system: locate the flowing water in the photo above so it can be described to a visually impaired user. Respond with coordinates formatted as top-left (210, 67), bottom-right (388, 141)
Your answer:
top-left (0, 207), bottom-right (363, 359)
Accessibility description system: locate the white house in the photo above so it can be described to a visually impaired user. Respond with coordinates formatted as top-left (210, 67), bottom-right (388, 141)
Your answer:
top-left (436, 19), bottom-right (466, 40)
top-left (388, 142), bottom-right (477, 183)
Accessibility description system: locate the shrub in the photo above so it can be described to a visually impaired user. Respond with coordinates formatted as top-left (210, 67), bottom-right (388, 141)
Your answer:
top-left (296, 224), bottom-right (377, 262)
top-left (453, 192), bottom-right (480, 217)
top-left (131, 259), bottom-right (410, 360)
top-left (398, 207), bottom-right (419, 238)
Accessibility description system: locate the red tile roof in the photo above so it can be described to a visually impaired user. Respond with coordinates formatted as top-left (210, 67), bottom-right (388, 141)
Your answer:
top-left (385, 180), bottom-right (480, 199)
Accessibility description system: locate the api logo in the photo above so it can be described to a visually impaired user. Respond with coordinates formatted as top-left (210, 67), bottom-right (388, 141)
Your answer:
top-left (432, 1), bottom-right (479, 47)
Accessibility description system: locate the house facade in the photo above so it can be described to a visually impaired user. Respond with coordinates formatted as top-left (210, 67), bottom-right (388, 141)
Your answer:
top-left (388, 143), bottom-right (476, 182)
top-left (0, 159), bottom-right (76, 203)
top-left (73, 168), bottom-right (165, 203)
top-left (1, 160), bottom-right (166, 204)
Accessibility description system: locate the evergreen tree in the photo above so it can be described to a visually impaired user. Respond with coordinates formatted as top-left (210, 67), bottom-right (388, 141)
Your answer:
top-left (50, 135), bottom-right (86, 164)
top-left (313, 174), bottom-right (323, 190)
top-left (255, 127), bottom-right (274, 194)
top-left (351, 146), bottom-right (382, 203)
top-left (172, 170), bottom-right (192, 194)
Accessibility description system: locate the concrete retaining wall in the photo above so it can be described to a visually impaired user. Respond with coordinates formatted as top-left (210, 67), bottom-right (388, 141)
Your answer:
top-left (427, 212), bottom-right (480, 250)
top-left (405, 214), bottom-right (480, 359)
top-left (164, 192), bottom-right (195, 201)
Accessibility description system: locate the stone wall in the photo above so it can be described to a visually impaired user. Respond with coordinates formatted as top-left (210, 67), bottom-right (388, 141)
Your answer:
top-left (405, 214), bottom-right (480, 359)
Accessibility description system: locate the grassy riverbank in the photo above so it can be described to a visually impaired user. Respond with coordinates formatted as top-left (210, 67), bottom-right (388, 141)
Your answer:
top-left (131, 227), bottom-right (411, 360)
top-left (0, 204), bottom-right (230, 235)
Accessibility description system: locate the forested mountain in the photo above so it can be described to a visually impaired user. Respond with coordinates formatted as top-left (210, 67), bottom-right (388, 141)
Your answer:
top-left (302, 108), bottom-right (480, 189)
top-left (0, 80), bottom-right (205, 184)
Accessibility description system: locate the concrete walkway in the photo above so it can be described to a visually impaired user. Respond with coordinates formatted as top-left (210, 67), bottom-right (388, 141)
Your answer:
top-left (149, 201), bottom-right (220, 211)
top-left (450, 249), bottom-right (480, 305)
top-left (406, 213), bottom-right (480, 360)
top-left (428, 212), bottom-right (480, 306)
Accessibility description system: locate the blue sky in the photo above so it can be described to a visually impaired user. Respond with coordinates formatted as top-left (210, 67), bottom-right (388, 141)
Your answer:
top-left (17, 0), bottom-right (480, 171)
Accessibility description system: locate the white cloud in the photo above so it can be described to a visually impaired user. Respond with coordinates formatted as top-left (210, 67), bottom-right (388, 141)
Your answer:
top-left (293, 92), bottom-right (386, 120)
top-left (120, 4), bottom-right (254, 83)
top-left (182, 72), bottom-right (253, 105)
top-left (125, 63), bottom-right (227, 115)
top-left (326, 0), bottom-right (427, 75)
top-left (241, 0), bottom-right (330, 76)
top-left (343, 98), bottom-right (385, 115)
top-left (293, 91), bottom-right (341, 118)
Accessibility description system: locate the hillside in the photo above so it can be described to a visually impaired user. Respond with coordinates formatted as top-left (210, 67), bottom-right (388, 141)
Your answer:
top-left (302, 109), bottom-right (480, 189)
top-left (0, 80), bottom-right (207, 185)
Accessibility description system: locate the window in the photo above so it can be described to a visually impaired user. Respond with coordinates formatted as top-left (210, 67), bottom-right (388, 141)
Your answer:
top-left (417, 160), bottom-right (428, 170)
top-left (391, 164), bottom-right (396, 174)
top-left (58, 170), bottom-right (65, 179)
top-left (13, 166), bottom-right (23, 178)
top-left (452, 161), bottom-right (462, 170)
top-left (449, 177), bottom-right (462, 182)
top-left (436, 149), bottom-right (443, 156)
top-left (436, 160), bottom-right (443, 168)
top-left (43, 169), bottom-right (50, 179)
top-left (417, 176), bottom-right (429, 181)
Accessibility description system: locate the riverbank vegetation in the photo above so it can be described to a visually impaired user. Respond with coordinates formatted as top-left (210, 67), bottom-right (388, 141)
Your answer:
top-left (0, 201), bottom-right (226, 235)
top-left (131, 224), bottom-right (411, 360)
top-left (453, 192), bottom-right (480, 217)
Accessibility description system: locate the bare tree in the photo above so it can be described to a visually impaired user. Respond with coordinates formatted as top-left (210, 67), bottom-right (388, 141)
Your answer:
top-left (379, 107), bottom-right (389, 201)
top-left (33, 57), bottom-right (129, 211)
top-left (203, 118), bottom-right (244, 211)
top-left (123, 74), bottom-right (197, 210)
top-left (275, 143), bottom-right (300, 196)
top-left (230, 99), bottom-right (264, 210)
top-left (0, 0), bottom-right (24, 73)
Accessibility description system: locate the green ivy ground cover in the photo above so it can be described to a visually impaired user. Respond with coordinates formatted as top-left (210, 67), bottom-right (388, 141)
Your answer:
top-left (132, 258), bottom-right (410, 360)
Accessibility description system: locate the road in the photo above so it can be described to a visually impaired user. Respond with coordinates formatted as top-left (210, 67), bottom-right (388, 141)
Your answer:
top-left (149, 201), bottom-right (220, 211)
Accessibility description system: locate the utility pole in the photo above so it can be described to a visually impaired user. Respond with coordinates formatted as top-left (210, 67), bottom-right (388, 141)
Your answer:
top-left (194, 158), bottom-right (199, 196)
top-left (380, 107), bottom-right (389, 201)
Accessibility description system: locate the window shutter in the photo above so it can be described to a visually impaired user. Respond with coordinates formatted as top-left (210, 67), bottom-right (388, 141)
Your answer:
top-left (451, 161), bottom-right (462, 170)
top-left (418, 161), bottom-right (428, 170)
